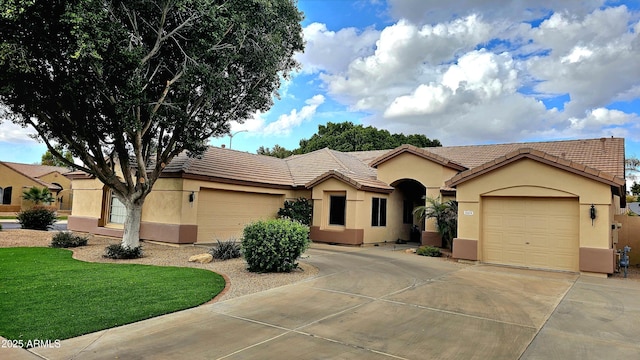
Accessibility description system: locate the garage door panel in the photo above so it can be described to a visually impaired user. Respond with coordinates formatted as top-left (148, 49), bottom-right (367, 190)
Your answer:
top-left (197, 189), bottom-right (283, 243)
top-left (482, 197), bottom-right (579, 272)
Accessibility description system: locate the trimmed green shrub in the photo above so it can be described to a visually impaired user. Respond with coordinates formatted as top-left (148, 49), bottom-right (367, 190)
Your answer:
top-left (242, 219), bottom-right (310, 273)
top-left (17, 206), bottom-right (57, 230)
top-left (103, 244), bottom-right (143, 259)
top-left (0, 223), bottom-right (3, 231)
top-left (278, 197), bottom-right (313, 226)
top-left (416, 245), bottom-right (442, 257)
top-left (209, 240), bottom-right (242, 260)
top-left (50, 232), bottom-right (88, 248)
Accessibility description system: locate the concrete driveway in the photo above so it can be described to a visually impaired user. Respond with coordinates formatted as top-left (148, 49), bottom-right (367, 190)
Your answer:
top-left (10, 243), bottom-right (640, 359)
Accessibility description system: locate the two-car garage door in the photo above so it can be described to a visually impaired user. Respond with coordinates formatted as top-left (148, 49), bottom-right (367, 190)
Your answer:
top-left (196, 189), bottom-right (284, 243)
top-left (482, 197), bottom-right (579, 272)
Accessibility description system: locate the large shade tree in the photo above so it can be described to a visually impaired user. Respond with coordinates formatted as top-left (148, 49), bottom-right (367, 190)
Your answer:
top-left (0, 0), bottom-right (304, 248)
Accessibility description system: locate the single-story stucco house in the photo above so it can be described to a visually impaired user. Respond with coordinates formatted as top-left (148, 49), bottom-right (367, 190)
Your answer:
top-left (68, 137), bottom-right (626, 276)
top-left (0, 161), bottom-right (73, 212)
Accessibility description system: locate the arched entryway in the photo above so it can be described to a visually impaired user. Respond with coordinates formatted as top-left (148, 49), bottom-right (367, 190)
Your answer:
top-left (390, 179), bottom-right (426, 243)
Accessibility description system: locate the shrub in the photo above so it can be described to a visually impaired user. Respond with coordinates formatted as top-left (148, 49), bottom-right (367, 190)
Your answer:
top-left (50, 232), bottom-right (88, 248)
top-left (416, 245), bottom-right (442, 257)
top-left (16, 206), bottom-right (57, 230)
top-left (278, 197), bottom-right (313, 226)
top-left (209, 240), bottom-right (242, 260)
top-left (103, 244), bottom-right (143, 259)
top-left (0, 223), bottom-right (2, 231)
top-left (242, 219), bottom-right (310, 273)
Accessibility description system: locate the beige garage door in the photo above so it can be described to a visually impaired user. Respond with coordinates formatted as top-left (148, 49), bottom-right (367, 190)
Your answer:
top-left (482, 197), bottom-right (579, 272)
top-left (196, 189), bottom-right (284, 243)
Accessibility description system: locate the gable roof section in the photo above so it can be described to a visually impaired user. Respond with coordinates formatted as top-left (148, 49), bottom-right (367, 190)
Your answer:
top-left (285, 148), bottom-right (378, 187)
top-left (369, 144), bottom-right (467, 171)
top-left (428, 137), bottom-right (625, 179)
top-left (305, 169), bottom-right (394, 193)
top-left (0, 161), bottom-right (71, 190)
top-left (446, 148), bottom-right (626, 191)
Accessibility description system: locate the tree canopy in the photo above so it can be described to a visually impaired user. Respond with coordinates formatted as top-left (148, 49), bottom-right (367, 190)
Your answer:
top-left (41, 145), bottom-right (73, 167)
top-left (1, 0), bottom-right (304, 247)
top-left (257, 121), bottom-right (441, 157)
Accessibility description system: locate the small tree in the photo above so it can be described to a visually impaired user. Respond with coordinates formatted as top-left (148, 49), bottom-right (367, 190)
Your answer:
top-left (278, 197), bottom-right (313, 225)
top-left (413, 196), bottom-right (458, 249)
top-left (630, 181), bottom-right (640, 199)
top-left (1, 0), bottom-right (304, 250)
top-left (41, 144), bottom-right (73, 167)
top-left (22, 187), bottom-right (55, 205)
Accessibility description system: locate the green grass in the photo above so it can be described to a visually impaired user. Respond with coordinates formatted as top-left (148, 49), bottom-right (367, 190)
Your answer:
top-left (0, 247), bottom-right (225, 346)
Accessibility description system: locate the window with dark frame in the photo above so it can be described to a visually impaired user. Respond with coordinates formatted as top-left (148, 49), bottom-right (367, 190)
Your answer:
top-left (329, 195), bottom-right (346, 226)
top-left (371, 197), bottom-right (387, 227)
top-left (2, 186), bottom-right (12, 205)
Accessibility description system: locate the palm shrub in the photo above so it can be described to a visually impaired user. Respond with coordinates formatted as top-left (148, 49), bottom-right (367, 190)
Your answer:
top-left (17, 205), bottom-right (57, 230)
top-left (22, 187), bottom-right (55, 206)
top-left (413, 196), bottom-right (458, 249)
top-left (278, 197), bottom-right (313, 225)
top-left (242, 219), bottom-right (310, 272)
top-left (209, 240), bottom-right (242, 260)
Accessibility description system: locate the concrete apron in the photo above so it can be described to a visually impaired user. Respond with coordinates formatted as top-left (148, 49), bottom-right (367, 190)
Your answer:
top-left (23, 244), bottom-right (640, 360)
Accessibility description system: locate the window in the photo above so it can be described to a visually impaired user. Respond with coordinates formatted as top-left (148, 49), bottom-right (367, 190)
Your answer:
top-left (329, 195), bottom-right (346, 226)
top-left (371, 197), bottom-right (387, 227)
top-left (2, 186), bottom-right (12, 205)
top-left (109, 192), bottom-right (126, 224)
top-left (403, 200), bottom-right (413, 224)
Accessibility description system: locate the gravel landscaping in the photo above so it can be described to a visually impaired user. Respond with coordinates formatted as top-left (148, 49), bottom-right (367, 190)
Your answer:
top-left (0, 229), bottom-right (319, 302)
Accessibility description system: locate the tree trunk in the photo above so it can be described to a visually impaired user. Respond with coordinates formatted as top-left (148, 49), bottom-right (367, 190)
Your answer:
top-left (121, 200), bottom-right (143, 249)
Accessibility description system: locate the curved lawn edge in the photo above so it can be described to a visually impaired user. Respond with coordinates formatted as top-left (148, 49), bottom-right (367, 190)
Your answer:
top-left (0, 247), bottom-right (225, 346)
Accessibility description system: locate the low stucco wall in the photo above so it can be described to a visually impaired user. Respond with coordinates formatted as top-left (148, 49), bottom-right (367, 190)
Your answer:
top-left (68, 216), bottom-right (197, 244)
top-left (310, 226), bottom-right (363, 245)
top-left (614, 214), bottom-right (640, 266)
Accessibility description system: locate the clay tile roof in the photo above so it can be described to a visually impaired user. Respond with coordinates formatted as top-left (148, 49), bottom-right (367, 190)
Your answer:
top-left (446, 147), bottom-right (625, 188)
top-left (1, 161), bottom-right (71, 178)
top-left (428, 137), bottom-right (624, 178)
top-left (1, 161), bottom-right (71, 189)
top-left (305, 169), bottom-right (394, 193)
top-left (369, 144), bottom-right (467, 171)
top-left (163, 147), bottom-right (294, 188)
top-left (284, 148), bottom-right (378, 186)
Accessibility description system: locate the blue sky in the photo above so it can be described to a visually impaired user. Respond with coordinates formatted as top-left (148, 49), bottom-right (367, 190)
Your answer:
top-left (1, 0), bottom-right (639, 181)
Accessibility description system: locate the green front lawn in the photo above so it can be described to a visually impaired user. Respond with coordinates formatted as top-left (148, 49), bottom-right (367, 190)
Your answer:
top-left (0, 247), bottom-right (225, 346)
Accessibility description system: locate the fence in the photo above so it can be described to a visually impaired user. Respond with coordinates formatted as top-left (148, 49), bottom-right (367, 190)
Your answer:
top-left (614, 214), bottom-right (640, 266)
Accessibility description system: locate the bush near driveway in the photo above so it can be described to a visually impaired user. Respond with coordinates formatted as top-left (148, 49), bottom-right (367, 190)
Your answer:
top-left (0, 247), bottom-right (225, 346)
top-left (242, 219), bottom-right (310, 273)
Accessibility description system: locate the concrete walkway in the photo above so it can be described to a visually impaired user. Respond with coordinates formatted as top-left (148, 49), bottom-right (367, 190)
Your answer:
top-left (6, 244), bottom-right (640, 359)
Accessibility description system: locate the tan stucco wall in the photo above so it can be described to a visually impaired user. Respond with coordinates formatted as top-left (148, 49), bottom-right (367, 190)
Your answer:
top-left (456, 158), bottom-right (616, 261)
top-left (70, 175), bottom-right (306, 243)
top-left (0, 163), bottom-right (53, 209)
top-left (376, 152), bottom-right (456, 235)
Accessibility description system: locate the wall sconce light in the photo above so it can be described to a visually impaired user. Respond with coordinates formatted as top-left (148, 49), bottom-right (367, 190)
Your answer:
top-left (189, 191), bottom-right (195, 203)
top-left (590, 204), bottom-right (596, 225)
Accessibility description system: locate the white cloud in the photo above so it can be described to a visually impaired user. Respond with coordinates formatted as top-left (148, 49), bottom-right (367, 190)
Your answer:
top-left (264, 95), bottom-right (325, 135)
top-left (296, 23), bottom-right (379, 74)
top-left (0, 121), bottom-right (38, 144)
top-left (386, 0), bottom-right (605, 25)
top-left (527, 6), bottom-right (640, 117)
top-left (304, 2), bottom-right (639, 147)
top-left (231, 95), bottom-right (326, 137)
top-left (323, 15), bottom-right (495, 111)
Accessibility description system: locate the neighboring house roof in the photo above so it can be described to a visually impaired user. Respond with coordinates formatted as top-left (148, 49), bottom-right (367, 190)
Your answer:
top-left (0, 161), bottom-right (71, 190)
